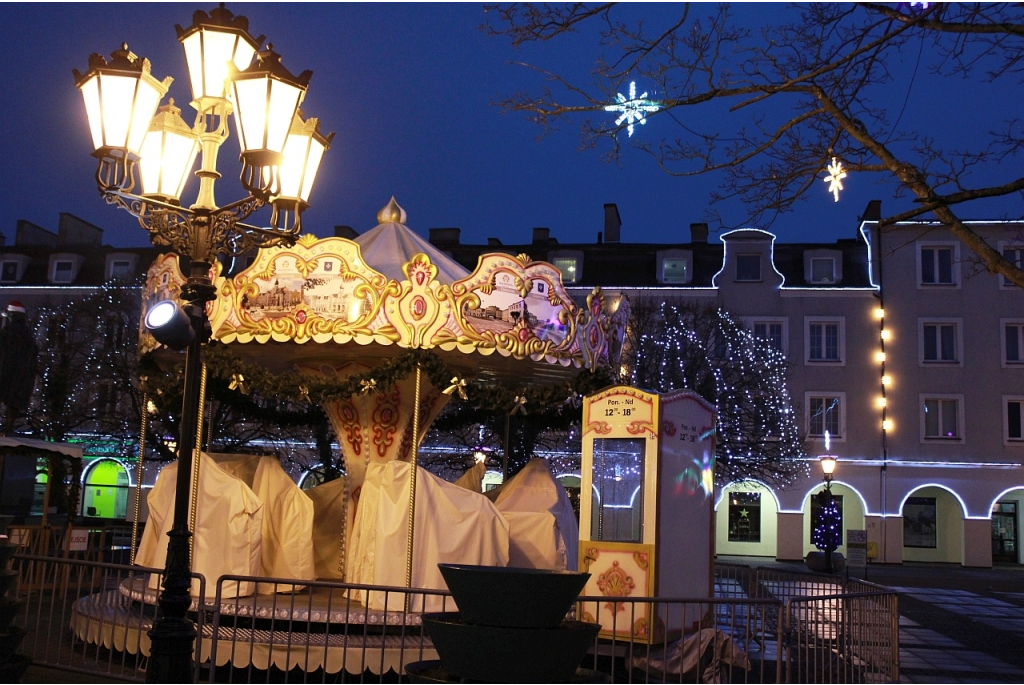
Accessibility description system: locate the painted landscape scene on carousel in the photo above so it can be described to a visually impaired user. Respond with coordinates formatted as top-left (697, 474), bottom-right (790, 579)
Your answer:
top-left (241, 255), bottom-right (372, 324)
top-left (462, 270), bottom-right (569, 346)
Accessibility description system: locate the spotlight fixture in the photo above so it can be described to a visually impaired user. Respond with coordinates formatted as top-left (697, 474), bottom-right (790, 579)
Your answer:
top-left (145, 300), bottom-right (195, 350)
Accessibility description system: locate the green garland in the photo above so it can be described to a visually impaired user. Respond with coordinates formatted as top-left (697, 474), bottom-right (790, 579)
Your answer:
top-left (145, 344), bottom-right (612, 415)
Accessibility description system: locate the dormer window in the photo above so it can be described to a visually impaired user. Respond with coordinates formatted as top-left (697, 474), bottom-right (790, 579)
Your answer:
top-left (109, 260), bottom-right (132, 280)
top-left (549, 250), bottom-right (584, 285)
top-left (1, 261), bottom-right (18, 283)
top-left (553, 258), bottom-right (578, 283)
top-left (53, 260), bottom-right (74, 283)
top-left (662, 258), bottom-right (688, 283)
top-left (811, 257), bottom-right (835, 283)
top-left (736, 255), bottom-right (761, 282)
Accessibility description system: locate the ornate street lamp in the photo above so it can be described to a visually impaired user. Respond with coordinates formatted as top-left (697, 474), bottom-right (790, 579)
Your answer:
top-left (73, 5), bottom-right (330, 682)
top-left (818, 439), bottom-right (839, 575)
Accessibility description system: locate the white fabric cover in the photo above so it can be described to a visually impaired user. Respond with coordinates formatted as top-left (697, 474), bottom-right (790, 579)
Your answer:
top-left (453, 461), bottom-right (486, 493)
top-left (135, 453), bottom-right (263, 598)
top-left (355, 222), bottom-right (470, 285)
top-left (303, 477), bottom-right (348, 580)
top-left (347, 461), bottom-right (509, 611)
top-left (250, 457), bottom-right (316, 592)
top-left (492, 459), bottom-right (579, 571)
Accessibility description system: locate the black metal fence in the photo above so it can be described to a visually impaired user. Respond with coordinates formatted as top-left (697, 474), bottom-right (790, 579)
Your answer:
top-left (11, 555), bottom-right (898, 683)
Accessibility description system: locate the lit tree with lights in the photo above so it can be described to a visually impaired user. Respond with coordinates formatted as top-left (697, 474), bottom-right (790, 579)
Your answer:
top-left (812, 492), bottom-right (843, 552)
top-left (487, 3), bottom-right (1024, 287)
top-left (622, 298), bottom-right (807, 485)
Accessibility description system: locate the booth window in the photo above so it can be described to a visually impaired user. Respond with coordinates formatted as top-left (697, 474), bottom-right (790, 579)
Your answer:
top-left (590, 438), bottom-right (645, 543)
top-left (727, 492), bottom-right (761, 543)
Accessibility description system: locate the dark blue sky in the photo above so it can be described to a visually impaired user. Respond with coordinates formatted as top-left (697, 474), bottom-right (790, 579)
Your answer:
top-left (1, 3), bottom-right (1018, 249)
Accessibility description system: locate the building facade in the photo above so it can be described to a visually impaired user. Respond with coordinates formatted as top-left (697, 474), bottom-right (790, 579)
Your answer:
top-left (432, 202), bottom-right (1024, 567)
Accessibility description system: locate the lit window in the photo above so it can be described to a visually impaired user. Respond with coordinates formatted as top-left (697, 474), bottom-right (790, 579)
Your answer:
top-left (808, 322), bottom-right (841, 362)
top-left (923, 397), bottom-right (960, 440)
top-left (553, 258), bottom-right (579, 284)
top-left (808, 395), bottom-right (842, 438)
top-left (1006, 398), bottom-right (1024, 442)
top-left (1005, 322), bottom-right (1024, 364)
top-left (53, 260), bottom-right (74, 283)
top-left (662, 257), bottom-right (688, 283)
top-left (920, 246), bottom-right (956, 285)
top-left (922, 323), bottom-right (958, 363)
top-left (736, 255), bottom-right (761, 282)
top-left (727, 492), bottom-right (761, 543)
top-left (0, 261), bottom-right (18, 283)
top-left (811, 257), bottom-right (835, 283)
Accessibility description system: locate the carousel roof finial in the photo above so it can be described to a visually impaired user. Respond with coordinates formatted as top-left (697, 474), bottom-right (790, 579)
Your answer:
top-left (377, 196), bottom-right (407, 225)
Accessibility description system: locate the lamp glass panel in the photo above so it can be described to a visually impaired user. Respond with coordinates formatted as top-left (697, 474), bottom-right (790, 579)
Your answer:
top-left (230, 40), bottom-right (257, 76)
top-left (127, 79), bottom-right (163, 154)
top-left (80, 77), bottom-right (104, 150)
top-left (138, 132), bottom-right (162, 194)
top-left (277, 132), bottom-right (309, 199)
top-left (300, 138), bottom-right (325, 201)
top-left (266, 80), bottom-right (302, 153)
top-left (199, 30), bottom-right (240, 99)
top-left (168, 132), bottom-right (200, 198)
top-left (98, 74), bottom-right (139, 149)
top-left (181, 32), bottom-right (205, 100)
top-left (232, 78), bottom-right (267, 151)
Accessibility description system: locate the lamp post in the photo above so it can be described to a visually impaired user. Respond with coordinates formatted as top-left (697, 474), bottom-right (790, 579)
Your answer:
top-left (819, 451), bottom-right (838, 574)
top-left (73, 6), bottom-right (330, 682)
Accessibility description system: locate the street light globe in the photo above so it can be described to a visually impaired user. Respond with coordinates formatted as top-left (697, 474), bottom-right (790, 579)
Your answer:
top-left (820, 455), bottom-right (837, 477)
top-left (139, 100), bottom-right (200, 203)
top-left (176, 4), bottom-right (262, 106)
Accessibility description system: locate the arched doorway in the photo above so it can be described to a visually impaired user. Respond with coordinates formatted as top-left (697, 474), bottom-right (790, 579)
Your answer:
top-left (715, 481), bottom-right (779, 558)
top-left (989, 487), bottom-right (1023, 564)
top-left (899, 485), bottom-right (965, 564)
top-left (81, 459), bottom-right (131, 519)
top-left (802, 482), bottom-right (867, 559)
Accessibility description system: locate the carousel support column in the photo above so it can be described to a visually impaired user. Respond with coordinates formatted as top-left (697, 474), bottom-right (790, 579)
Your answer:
top-left (188, 363), bottom-right (208, 561)
top-left (130, 393), bottom-right (149, 565)
top-left (147, 262), bottom-right (214, 684)
top-left (405, 364), bottom-right (422, 608)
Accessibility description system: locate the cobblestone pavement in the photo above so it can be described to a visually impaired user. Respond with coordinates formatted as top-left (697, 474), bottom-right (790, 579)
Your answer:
top-left (725, 556), bottom-right (1024, 683)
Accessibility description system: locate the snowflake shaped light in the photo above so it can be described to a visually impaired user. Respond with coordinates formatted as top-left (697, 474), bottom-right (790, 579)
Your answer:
top-left (823, 157), bottom-right (847, 202)
top-left (604, 81), bottom-right (660, 137)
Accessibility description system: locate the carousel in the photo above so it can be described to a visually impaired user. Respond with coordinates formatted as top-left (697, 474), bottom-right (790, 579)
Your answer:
top-left (71, 198), bottom-right (616, 675)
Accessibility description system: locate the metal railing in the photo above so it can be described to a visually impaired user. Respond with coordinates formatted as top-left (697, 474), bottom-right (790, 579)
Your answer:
top-left (10, 555), bottom-right (898, 683)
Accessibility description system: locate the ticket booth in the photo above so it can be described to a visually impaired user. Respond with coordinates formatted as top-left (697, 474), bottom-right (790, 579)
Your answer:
top-left (578, 386), bottom-right (716, 641)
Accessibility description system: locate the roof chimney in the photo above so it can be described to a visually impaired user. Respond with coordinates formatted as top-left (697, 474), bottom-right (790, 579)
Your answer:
top-left (690, 222), bottom-right (708, 243)
top-left (603, 204), bottom-right (621, 243)
top-left (861, 200), bottom-right (882, 222)
top-left (532, 227), bottom-right (550, 244)
top-left (428, 227), bottom-right (461, 248)
top-left (487, 237), bottom-right (503, 246)
top-left (334, 225), bottom-right (359, 240)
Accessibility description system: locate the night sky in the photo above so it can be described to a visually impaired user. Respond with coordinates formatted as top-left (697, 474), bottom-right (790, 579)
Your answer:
top-left (1, 3), bottom-right (1019, 249)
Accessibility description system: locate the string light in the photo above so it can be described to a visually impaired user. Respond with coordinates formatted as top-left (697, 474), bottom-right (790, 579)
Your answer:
top-left (882, 419), bottom-right (894, 431)
top-left (881, 375), bottom-right (892, 386)
top-left (875, 351), bottom-right (886, 363)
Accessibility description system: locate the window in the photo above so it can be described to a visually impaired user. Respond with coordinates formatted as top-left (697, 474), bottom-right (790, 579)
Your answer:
top-left (727, 492), bottom-right (761, 543)
top-left (0, 261), bottom-right (17, 283)
top-left (919, 244), bottom-right (957, 286)
top-left (553, 258), bottom-right (579, 284)
top-left (662, 257), bottom-right (688, 284)
top-left (109, 260), bottom-right (132, 280)
top-left (920, 321), bottom-right (959, 364)
top-left (807, 393), bottom-right (844, 439)
top-left (811, 257), bottom-right (835, 283)
top-left (1001, 246), bottom-right (1022, 288)
top-left (922, 395), bottom-right (962, 441)
top-left (736, 255), bottom-right (761, 282)
top-left (1005, 397), bottom-right (1024, 443)
top-left (53, 260), bottom-right (74, 283)
top-left (1006, 321), bottom-right (1024, 365)
top-left (805, 318), bottom-right (844, 364)
top-left (749, 319), bottom-right (786, 355)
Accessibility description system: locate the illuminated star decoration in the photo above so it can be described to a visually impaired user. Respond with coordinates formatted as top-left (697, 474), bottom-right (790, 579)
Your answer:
top-left (604, 81), bottom-right (661, 137)
top-left (823, 157), bottom-right (847, 202)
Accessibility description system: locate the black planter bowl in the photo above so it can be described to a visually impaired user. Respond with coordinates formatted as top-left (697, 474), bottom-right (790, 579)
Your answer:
top-left (0, 627), bottom-right (26, 665)
top-left (0, 598), bottom-right (23, 633)
top-left (805, 551), bottom-right (846, 574)
top-left (0, 653), bottom-right (31, 683)
top-left (437, 564), bottom-right (589, 629)
top-left (0, 570), bottom-right (17, 597)
top-left (422, 612), bottom-right (599, 684)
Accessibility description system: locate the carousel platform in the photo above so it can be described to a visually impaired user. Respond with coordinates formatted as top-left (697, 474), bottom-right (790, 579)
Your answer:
top-left (69, 576), bottom-right (439, 675)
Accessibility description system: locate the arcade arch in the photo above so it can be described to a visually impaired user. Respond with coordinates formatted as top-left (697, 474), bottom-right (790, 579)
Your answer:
top-left (715, 481), bottom-right (779, 558)
top-left (989, 487), bottom-right (1023, 564)
top-left (80, 459), bottom-right (131, 519)
top-left (801, 481), bottom-right (866, 558)
top-left (899, 485), bottom-right (965, 564)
